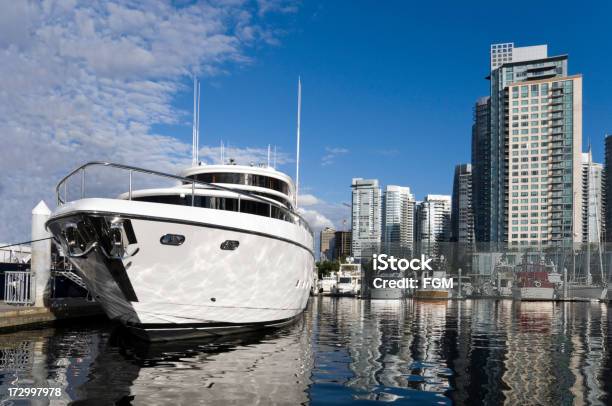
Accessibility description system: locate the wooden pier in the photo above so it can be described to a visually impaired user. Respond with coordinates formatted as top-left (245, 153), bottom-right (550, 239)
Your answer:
top-left (0, 298), bottom-right (105, 331)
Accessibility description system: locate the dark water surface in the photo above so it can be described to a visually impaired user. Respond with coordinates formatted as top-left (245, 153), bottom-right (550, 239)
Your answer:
top-left (0, 298), bottom-right (611, 405)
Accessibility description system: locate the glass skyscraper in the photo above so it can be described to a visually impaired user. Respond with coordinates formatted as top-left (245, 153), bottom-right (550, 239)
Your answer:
top-left (487, 43), bottom-right (582, 247)
top-left (351, 178), bottom-right (382, 260)
top-left (382, 185), bottom-right (415, 257)
top-left (471, 96), bottom-right (491, 243)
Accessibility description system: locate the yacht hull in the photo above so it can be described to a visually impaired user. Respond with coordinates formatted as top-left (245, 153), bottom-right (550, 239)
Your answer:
top-left (46, 199), bottom-right (314, 341)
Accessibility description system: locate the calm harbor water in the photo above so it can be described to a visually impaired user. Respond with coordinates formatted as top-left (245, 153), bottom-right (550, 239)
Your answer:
top-left (0, 298), bottom-right (611, 405)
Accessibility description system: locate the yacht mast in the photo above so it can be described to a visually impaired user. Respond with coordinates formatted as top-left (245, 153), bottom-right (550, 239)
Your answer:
top-left (197, 80), bottom-right (201, 164)
top-left (192, 76), bottom-right (197, 166)
top-left (192, 76), bottom-right (201, 166)
top-left (295, 77), bottom-right (302, 208)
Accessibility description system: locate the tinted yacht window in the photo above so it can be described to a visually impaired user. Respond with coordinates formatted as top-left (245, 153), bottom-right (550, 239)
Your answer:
top-left (187, 173), bottom-right (289, 195)
top-left (134, 194), bottom-right (297, 224)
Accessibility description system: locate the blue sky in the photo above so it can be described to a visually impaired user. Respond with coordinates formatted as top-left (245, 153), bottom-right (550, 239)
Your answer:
top-left (1, 0), bottom-right (611, 241)
top-left (159, 0), bottom-right (612, 209)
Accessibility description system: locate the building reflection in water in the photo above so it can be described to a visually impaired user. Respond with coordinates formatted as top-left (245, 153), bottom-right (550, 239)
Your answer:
top-left (0, 298), bottom-right (609, 405)
top-left (312, 297), bottom-right (610, 406)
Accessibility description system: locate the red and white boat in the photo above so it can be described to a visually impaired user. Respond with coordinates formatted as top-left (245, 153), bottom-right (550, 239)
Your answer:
top-left (512, 259), bottom-right (558, 301)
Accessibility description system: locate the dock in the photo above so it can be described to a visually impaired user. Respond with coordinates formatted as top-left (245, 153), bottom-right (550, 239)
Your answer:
top-left (0, 298), bottom-right (105, 331)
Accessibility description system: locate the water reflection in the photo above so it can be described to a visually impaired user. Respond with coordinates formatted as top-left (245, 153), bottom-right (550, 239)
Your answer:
top-left (0, 299), bottom-right (610, 405)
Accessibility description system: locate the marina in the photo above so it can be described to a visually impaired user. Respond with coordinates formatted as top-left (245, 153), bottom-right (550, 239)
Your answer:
top-left (0, 297), bottom-right (610, 404)
top-left (2, 1), bottom-right (612, 404)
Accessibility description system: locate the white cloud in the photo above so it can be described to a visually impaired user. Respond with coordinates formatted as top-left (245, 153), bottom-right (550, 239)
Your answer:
top-left (0, 0), bottom-right (297, 242)
top-left (297, 208), bottom-right (333, 230)
top-left (321, 146), bottom-right (349, 166)
top-left (297, 193), bottom-right (320, 206)
top-left (297, 194), bottom-right (350, 232)
top-left (256, 0), bottom-right (299, 17)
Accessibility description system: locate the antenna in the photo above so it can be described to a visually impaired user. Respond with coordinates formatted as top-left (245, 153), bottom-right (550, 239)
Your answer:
top-left (192, 75), bottom-right (197, 166)
top-left (267, 144), bottom-right (271, 167)
top-left (196, 80), bottom-right (201, 164)
top-left (191, 76), bottom-right (202, 166)
top-left (273, 145), bottom-right (277, 169)
top-left (295, 77), bottom-right (302, 208)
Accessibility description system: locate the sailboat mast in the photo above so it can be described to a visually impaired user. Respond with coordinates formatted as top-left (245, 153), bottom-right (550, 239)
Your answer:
top-left (295, 77), bottom-right (302, 208)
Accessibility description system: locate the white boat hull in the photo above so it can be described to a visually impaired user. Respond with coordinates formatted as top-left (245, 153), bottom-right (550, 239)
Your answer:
top-left (512, 287), bottom-right (555, 301)
top-left (564, 285), bottom-right (607, 301)
top-left (47, 199), bottom-right (314, 340)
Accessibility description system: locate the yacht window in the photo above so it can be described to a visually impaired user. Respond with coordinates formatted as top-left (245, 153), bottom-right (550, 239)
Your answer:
top-left (339, 277), bottom-right (352, 283)
top-left (187, 173), bottom-right (289, 195)
top-left (251, 191), bottom-right (291, 208)
top-left (239, 200), bottom-right (271, 216)
top-left (133, 195), bottom-right (191, 205)
top-left (248, 174), bottom-right (289, 195)
top-left (134, 195), bottom-right (294, 222)
top-left (190, 173), bottom-right (246, 185)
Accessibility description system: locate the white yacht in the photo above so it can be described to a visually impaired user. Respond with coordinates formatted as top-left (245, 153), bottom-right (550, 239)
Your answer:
top-left (45, 161), bottom-right (315, 341)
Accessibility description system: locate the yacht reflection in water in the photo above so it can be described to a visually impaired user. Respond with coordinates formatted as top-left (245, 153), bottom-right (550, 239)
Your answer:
top-left (0, 299), bottom-right (610, 405)
top-left (0, 317), bottom-right (314, 405)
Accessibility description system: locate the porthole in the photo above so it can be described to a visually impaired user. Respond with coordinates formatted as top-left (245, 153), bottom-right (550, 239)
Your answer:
top-left (220, 240), bottom-right (239, 250)
top-left (160, 234), bottom-right (185, 246)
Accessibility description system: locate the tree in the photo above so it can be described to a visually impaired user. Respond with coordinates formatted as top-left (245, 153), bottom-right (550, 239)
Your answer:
top-left (316, 260), bottom-right (340, 278)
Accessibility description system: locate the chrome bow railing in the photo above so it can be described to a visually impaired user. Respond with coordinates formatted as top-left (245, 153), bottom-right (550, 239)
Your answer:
top-left (55, 161), bottom-right (313, 236)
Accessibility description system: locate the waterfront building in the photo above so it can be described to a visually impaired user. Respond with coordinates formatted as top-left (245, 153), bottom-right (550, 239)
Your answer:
top-left (382, 185), bottom-right (415, 257)
top-left (605, 135), bottom-right (612, 243)
top-left (488, 42), bottom-right (583, 247)
top-left (334, 230), bottom-right (352, 261)
top-left (451, 164), bottom-right (474, 271)
top-left (415, 195), bottom-right (451, 261)
top-left (581, 151), bottom-right (604, 243)
top-left (451, 164), bottom-right (474, 247)
top-left (471, 96), bottom-right (492, 244)
top-left (351, 178), bottom-right (382, 260)
top-left (320, 227), bottom-right (336, 261)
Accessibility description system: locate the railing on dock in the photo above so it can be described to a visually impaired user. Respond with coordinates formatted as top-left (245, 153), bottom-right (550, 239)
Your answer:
top-left (3, 271), bottom-right (34, 305)
top-left (55, 161), bottom-right (313, 236)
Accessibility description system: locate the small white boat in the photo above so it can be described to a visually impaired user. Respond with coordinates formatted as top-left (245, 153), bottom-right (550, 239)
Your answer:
top-left (333, 263), bottom-right (362, 296)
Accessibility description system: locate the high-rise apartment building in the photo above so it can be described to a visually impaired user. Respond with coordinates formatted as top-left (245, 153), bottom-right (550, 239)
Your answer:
top-left (581, 152), bottom-right (604, 243)
top-left (451, 164), bottom-right (474, 248)
top-left (471, 96), bottom-right (491, 243)
top-left (334, 230), bottom-right (352, 260)
top-left (351, 178), bottom-right (382, 260)
top-left (490, 43), bottom-right (548, 70)
top-left (415, 195), bottom-right (451, 260)
top-left (488, 42), bottom-right (582, 246)
top-left (605, 135), bottom-right (612, 243)
top-left (382, 185), bottom-right (415, 257)
top-left (320, 227), bottom-right (336, 261)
